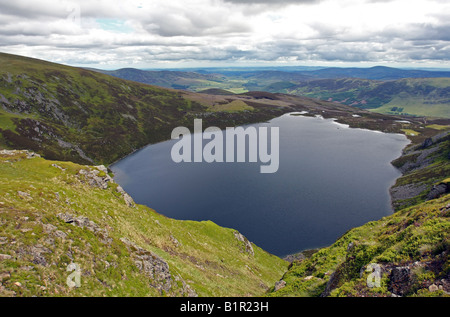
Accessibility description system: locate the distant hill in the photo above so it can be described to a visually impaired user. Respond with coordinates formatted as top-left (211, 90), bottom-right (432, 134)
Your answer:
top-left (275, 77), bottom-right (450, 118)
top-left (91, 67), bottom-right (230, 91)
top-left (197, 88), bottom-right (235, 95)
top-left (300, 66), bottom-right (450, 81)
top-left (93, 66), bottom-right (450, 118)
top-left (193, 65), bottom-right (450, 81)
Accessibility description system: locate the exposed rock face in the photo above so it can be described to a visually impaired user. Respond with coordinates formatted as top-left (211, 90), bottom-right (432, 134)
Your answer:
top-left (116, 185), bottom-right (135, 208)
top-left (119, 238), bottom-right (172, 292)
top-left (388, 266), bottom-right (412, 296)
top-left (385, 259), bottom-right (450, 297)
top-left (119, 237), bottom-right (196, 296)
top-left (233, 231), bottom-right (254, 256)
top-left (29, 244), bottom-right (52, 267)
top-left (283, 248), bottom-right (319, 263)
top-left (0, 149), bottom-right (41, 159)
top-left (421, 137), bottom-right (433, 149)
top-left (77, 167), bottom-right (112, 190)
top-left (274, 280), bottom-right (286, 291)
top-left (283, 253), bottom-right (306, 263)
top-left (0, 254), bottom-right (12, 261)
top-left (390, 183), bottom-right (428, 203)
top-left (57, 213), bottom-right (112, 245)
top-left (77, 166), bottom-right (135, 207)
top-left (426, 183), bottom-right (449, 200)
top-left (390, 130), bottom-right (450, 210)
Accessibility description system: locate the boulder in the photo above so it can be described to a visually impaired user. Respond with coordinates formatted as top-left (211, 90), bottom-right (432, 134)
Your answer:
top-left (274, 280), bottom-right (286, 291)
top-left (388, 266), bottom-right (412, 296)
top-left (0, 254), bottom-right (12, 261)
top-left (233, 231), bottom-right (254, 256)
top-left (429, 284), bottom-right (439, 292)
top-left (120, 237), bottom-right (175, 294)
top-left (426, 183), bottom-right (449, 200)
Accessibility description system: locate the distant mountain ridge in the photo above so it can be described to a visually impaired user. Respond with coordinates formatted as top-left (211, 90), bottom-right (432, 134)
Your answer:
top-left (277, 77), bottom-right (450, 118)
top-left (95, 65), bottom-right (450, 83)
top-left (301, 66), bottom-right (450, 81)
top-left (89, 67), bottom-right (224, 90)
top-left (91, 66), bottom-right (450, 118)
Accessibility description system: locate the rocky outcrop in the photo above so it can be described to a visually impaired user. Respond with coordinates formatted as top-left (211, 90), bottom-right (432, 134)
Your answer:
top-left (390, 183), bottom-right (429, 209)
top-left (274, 280), bottom-right (286, 291)
top-left (420, 137), bottom-right (434, 149)
top-left (77, 165), bottom-right (135, 207)
top-left (0, 149), bottom-right (41, 159)
top-left (283, 249), bottom-right (319, 263)
top-left (233, 231), bottom-right (254, 256)
top-left (388, 266), bottom-right (412, 296)
top-left (119, 237), bottom-right (172, 292)
top-left (57, 213), bottom-right (112, 245)
top-left (77, 166), bottom-right (113, 190)
top-left (0, 254), bottom-right (12, 261)
top-left (29, 244), bottom-right (53, 267)
top-left (386, 260), bottom-right (450, 297)
top-left (426, 183), bottom-right (450, 200)
top-left (390, 130), bottom-right (450, 210)
top-left (115, 185), bottom-right (135, 208)
top-left (119, 237), bottom-right (196, 296)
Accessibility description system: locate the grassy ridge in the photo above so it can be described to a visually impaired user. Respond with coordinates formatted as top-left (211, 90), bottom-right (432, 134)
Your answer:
top-left (0, 151), bottom-right (287, 296)
top-left (0, 52), bottom-right (208, 164)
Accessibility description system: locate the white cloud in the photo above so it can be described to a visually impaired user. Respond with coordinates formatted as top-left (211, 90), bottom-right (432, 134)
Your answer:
top-left (0, 0), bottom-right (449, 68)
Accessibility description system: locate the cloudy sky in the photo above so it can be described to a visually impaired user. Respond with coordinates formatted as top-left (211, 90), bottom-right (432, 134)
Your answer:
top-left (0, 0), bottom-right (449, 69)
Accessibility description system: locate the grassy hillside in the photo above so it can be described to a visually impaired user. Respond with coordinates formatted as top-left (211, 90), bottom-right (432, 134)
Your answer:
top-left (0, 52), bottom-right (297, 165)
top-left (280, 78), bottom-right (450, 118)
top-left (0, 52), bottom-right (207, 165)
top-left (0, 150), bottom-right (287, 296)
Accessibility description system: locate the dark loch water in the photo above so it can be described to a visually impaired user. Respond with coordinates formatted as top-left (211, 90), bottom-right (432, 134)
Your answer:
top-left (111, 113), bottom-right (409, 257)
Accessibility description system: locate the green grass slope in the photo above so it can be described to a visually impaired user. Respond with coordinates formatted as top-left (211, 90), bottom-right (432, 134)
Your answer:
top-left (0, 150), bottom-right (287, 297)
top-left (0, 53), bottom-right (293, 166)
top-left (0, 52), bottom-right (208, 165)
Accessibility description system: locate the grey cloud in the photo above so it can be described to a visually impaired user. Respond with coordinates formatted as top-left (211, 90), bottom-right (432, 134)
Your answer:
top-left (141, 7), bottom-right (251, 37)
top-left (405, 24), bottom-right (450, 42)
top-left (0, 0), bottom-right (70, 19)
top-left (1, 0), bottom-right (449, 67)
